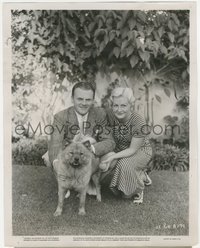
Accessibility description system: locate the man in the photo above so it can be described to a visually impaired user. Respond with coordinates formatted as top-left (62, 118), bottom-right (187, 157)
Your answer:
top-left (48, 82), bottom-right (115, 165)
top-left (44, 82), bottom-right (115, 196)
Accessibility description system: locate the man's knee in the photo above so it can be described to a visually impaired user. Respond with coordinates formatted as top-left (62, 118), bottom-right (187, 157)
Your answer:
top-left (42, 151), bottom-right (51, 167)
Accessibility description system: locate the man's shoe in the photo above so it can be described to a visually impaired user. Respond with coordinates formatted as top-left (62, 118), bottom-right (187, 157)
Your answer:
top-left (65, 190), bottom-right (70, 199)
top-left (42, 151), bottom-right (51, 167)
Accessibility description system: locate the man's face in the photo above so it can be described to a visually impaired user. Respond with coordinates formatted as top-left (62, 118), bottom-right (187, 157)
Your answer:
top-left (72, 88), bottom-right (94, 115)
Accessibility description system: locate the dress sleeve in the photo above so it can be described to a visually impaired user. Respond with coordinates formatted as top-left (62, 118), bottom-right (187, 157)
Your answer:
top-left (131, 112), bottom-right (149, 138)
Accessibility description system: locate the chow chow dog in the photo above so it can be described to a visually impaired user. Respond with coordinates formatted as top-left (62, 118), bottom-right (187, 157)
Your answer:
top-left (53, 136), bottom-right (101, 216)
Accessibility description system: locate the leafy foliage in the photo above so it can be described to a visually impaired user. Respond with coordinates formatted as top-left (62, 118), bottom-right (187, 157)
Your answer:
top-left (150, 144), bottom-right (189, 171)
top-left (101, 79), bottom-right (121, 108)
top-left (162, 113), bottom-right (189, 149)
top-left (175, 114), bottom-right (189, 149)
top-left (12, 10), bottom-right (189, 86)
top-left (11, 10), bottom-right (190, 148)
top-left (12, 137), bottom-right (48, 166)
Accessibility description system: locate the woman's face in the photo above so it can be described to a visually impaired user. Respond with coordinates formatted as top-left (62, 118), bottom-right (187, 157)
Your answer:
top-left (112, 96), bottom-right (132, 121)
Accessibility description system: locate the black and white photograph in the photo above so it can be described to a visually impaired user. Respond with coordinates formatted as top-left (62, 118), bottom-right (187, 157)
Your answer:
top-left (3, 2), bottom-right (198, 247)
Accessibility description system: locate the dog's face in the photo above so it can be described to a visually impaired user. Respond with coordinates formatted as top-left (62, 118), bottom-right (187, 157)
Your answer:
top-left (62, 141), bottom-right (92, 169)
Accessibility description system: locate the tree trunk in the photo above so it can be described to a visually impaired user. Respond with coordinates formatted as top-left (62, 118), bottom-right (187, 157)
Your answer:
top-left (144, 83), bottom-right (150, 125)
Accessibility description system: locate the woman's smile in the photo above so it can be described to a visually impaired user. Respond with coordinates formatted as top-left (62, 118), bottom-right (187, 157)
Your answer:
top-left (112, 96), bottom-right (132, 122)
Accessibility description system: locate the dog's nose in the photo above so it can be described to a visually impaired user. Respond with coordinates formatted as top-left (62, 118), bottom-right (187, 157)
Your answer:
top-left (74, 157), bottom-right (79, 162)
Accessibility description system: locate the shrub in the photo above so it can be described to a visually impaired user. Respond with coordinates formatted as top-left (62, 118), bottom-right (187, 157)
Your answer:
top-left (12, 137), bottom-right (48, 166)
top-left (12, 136), bottom-right (189, 171)
top-left (150, 144), bottom-right (189, 171)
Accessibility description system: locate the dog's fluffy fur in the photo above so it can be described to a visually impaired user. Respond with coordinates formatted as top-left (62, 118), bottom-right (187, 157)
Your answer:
top-left (53, 136), bottom-right (101, 216)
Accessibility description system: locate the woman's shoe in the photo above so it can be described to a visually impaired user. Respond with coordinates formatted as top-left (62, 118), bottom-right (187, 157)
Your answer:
top-left (133, 191), bottom-right (143, 204)
top-left (144, 172), bottom-right (152, 186)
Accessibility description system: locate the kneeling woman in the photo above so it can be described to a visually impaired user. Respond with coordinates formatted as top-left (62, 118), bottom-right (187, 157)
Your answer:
top-left (100, 87), bottom-right (152, 203)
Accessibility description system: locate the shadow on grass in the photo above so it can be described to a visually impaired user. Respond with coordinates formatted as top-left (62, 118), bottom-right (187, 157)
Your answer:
top-left (12, 165), bottom-right (189, 236)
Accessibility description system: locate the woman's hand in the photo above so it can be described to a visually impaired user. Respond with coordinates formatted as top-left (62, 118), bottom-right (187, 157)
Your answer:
top-left (102, 155), bottom-right (115, 164)
top-left (99, 154), bottom-right (115, 172)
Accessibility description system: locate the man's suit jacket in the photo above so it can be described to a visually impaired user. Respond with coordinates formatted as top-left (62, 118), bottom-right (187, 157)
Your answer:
top-left (48, 106), bottom-right (115, 164)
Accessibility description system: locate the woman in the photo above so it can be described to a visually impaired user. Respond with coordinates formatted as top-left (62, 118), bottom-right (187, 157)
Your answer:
top-left (100, 87), bottom-right (152, 203)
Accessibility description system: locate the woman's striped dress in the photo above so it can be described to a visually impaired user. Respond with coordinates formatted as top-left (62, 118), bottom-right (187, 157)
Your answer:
top-left (107, 110), bottom-right (152, 196)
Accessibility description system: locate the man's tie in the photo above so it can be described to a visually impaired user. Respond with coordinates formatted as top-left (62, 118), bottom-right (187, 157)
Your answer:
top-left (79, 117), bottom-right (85, 135)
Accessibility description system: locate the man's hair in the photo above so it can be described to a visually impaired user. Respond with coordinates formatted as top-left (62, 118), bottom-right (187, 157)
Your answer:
top-left (71, 82), bottom-right (95, 98)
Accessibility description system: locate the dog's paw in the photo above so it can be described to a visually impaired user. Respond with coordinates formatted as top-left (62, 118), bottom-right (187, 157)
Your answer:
top-left (53, 210), bottom-right (62, 217)
top-left (78, 208), bottom-right (86, 216)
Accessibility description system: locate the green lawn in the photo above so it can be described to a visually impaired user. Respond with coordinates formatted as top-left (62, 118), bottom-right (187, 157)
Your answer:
top-left (12, 165), bottom-right (189, 236)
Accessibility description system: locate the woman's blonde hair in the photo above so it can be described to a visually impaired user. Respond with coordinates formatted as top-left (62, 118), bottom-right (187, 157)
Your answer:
top-left (110, 87), bottom-right (135, 105)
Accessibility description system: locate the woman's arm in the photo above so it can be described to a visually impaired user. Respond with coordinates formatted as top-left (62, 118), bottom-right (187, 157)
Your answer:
top-left (107, 136), bottom-right (144, 161)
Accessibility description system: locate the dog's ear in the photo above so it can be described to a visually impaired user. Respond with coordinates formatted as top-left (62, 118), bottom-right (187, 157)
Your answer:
top-left (82, 140), bottom-right (91, 149)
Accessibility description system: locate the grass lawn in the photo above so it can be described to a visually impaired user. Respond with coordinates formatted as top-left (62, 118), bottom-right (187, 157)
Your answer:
top-left (12, 165), bottom-right (189, 236)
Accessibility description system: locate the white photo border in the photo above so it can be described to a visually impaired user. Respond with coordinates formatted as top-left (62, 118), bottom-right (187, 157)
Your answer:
top-left (3, 1), bottom-right (198, 247)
